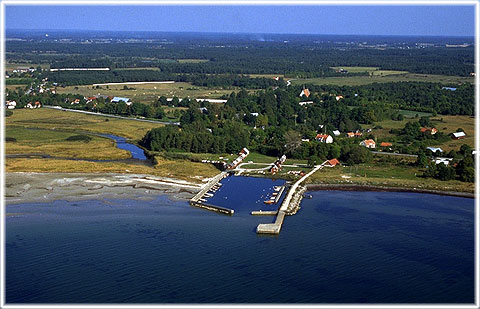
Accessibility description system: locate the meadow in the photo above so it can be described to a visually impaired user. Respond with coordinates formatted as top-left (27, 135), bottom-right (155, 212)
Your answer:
top-left (55, 82), bottom-right (238, 105)
top-left (369, 115), bottom-right (474, 151)
top-left (292, 72), bottom-right (474, 86)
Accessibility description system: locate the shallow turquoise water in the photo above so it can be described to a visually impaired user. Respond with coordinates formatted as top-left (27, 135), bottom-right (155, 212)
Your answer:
top-left (6, 190), bottom-right (474, 304)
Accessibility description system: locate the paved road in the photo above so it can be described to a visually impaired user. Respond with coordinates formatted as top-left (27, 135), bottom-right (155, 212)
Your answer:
top-left (44, 106), bottom-right (180, 125)
top-left (371, 151), bottom-right (418, 158)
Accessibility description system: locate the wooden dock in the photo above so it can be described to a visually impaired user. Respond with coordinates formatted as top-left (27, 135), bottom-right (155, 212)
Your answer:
top-left (256, 163), bottom-right (325, 234)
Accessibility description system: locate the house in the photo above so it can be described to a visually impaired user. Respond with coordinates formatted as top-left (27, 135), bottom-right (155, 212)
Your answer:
top-left (299, 101), bottom-right (313, 106)
top-left (199, 107), bottom-right (208, 114)
top-left (451, 131), bottom-right (466, 139)
top-left (34, 101), bottom-right (41, 108)
top-left (301, 138), bottom-right (310, 142)
top-left (316, 134), bottom-right (333, 144)
top-left (426, 147), bottom-right (443, 153)
top-left (299, 88), bottom-right (310, 98)
top-left (71, 99), bottom-right (81, 105)
top-left (273, 76), bottom-right (280, 81)
top-left (335, 95), bottom-right (344, 101)
top-left (354, 132), bottom-right (363, 137)
top-left (250, 113), bottom-right (259, 117)
top-left (324, 158), bottom-right (340, 167)
top-left (26, 102), bottom-right (33, 109)
top-left (332, 130), bottom-right (341, 136)
top-left (346, 132), bottom-right (355, 138)
top-left (420, 127), bottom-right (438, 135)
top-left (6, 100), bottom-right (17, 109)
top-left (111, 97), bottom-right (132, 105)
top-left (434, 157), bottom-right (453, 166)
top-left (360, 139), bottom-right (376, 148)
top-left (380, 142), bottom-right (392, 147)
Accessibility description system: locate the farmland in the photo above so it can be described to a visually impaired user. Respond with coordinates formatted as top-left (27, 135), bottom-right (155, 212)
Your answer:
top-left (55, 82), bottom-right (240, 105)
top-left (292, 72), bottom-right (474, 86)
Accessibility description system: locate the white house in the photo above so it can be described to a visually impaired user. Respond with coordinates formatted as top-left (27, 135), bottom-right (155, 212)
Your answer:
top-left (111, 97), bottom-right (132, 106)
top-left (332, 130), bottom-right (341, 136)
top-left (6, 101), bottom-right (17, 109)
top-left (360, 139), bottom-right (376, 148)
top-left (299, 101), bottom-right (313, 106)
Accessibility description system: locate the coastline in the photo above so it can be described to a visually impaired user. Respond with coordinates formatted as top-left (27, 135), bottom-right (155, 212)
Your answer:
top-left (5, 172), bottom-right (474, 207)
top-left (5, 172), bottom-right (204, 205)
top-left (306, 183), bottom-right (475, 199)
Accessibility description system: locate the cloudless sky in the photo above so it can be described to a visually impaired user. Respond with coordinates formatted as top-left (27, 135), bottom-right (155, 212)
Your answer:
top-left (5, 5), bottom-right (475, 36)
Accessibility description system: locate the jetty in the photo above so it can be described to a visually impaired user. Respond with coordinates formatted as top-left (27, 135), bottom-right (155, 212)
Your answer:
top-left (190, 171), bottom-right (233, 214)
top-left (256, 163), bottom-right (325, 234)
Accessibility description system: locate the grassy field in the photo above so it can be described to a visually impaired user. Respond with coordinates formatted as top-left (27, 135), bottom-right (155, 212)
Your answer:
top-left (6, 109), bottom-right (162, 140)
top-left (291, 73), bottom-right (474, 86)
top-left (365, 115), bottom-right (474, 151)
top-left (5, 109), bottom-right (221, 181)
top-left (397, 109), bottom-right (433, 118)
top-left (330, 66), bottom-right (408, 76)
top-left (55, 82), bottom-right (237, 105)
top-left (177, 59), bottom-right (209, 63)
top-left (6, 126), bottom-right (130, 160)
top-left (5, 62), bottom-right (50, 72)
top-left (5, 157), bottom-right (219, 183)
top-left (308, 161), bottom-right (474, 193)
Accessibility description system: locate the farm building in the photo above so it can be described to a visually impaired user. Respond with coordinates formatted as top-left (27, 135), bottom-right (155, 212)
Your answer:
top-left (451, 131), bottom-right (466, 139)
top-left (360, 139), bottom-right (376, 148)
top-left (420, 127), bottom-right (438, 135)
top-left (434, 157), bottom-right (453, 166)
top-left (316, 134), bottom-right (333, 144)
top-left (426, 147), bottom-right (443, 153)
top-left (299, 88), bottom-right (310, 98)
top-left (111, 97), bottom-right (132, 105)
top-left (324, 158), bottom-right (340, 167)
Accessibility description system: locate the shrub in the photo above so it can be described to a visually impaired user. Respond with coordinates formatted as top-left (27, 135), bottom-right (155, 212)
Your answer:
top-left (5, 137), bottom-right (16, 142)
top-left (66, 135), bottom-right (92, 142)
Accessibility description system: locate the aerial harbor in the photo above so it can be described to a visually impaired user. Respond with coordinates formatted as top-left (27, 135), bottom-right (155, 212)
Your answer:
top-left (3, 2), bottom-right (475, 306)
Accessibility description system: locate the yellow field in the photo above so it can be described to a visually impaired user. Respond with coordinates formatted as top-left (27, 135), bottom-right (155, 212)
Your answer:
top-left (6, 126), bottom-right (130, 160)
top-left (5, 109), bottom-right (221, 181)
top-left (55, 82), bottom-right (236, 105)
top-left (6, 108), bottom-right (162, 140)
top-left (5, 156), bottom-right (219, 183)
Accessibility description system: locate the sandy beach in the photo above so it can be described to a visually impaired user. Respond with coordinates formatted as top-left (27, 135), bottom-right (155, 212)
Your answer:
top-left (5, 172), bottom-right (205, 205)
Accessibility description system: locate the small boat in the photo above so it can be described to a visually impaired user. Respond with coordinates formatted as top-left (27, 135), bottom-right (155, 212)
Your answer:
top-left (264, 200), bottom-right (275, 204)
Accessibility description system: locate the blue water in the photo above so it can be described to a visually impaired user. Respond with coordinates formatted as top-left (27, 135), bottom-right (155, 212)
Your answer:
top-left (100, 134), bottom-right (147, 160)
top-left (205, 175), bottom-right (286, 213)
top-left (6, 191), bottom-right (474, 304)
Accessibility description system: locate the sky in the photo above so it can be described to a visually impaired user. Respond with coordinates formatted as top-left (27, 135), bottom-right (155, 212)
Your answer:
top-left (5, 5), bottom-right (476, 36)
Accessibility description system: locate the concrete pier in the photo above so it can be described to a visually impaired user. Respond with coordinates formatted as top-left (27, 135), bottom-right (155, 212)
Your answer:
top-left (251, 210), bottom-right (278, 216)
top-left (190, 171), bottom-right (228, 203)
top-left (256, 163), bottom-right (325, 234)
top-left (191, 202), bottom-right (234, 215)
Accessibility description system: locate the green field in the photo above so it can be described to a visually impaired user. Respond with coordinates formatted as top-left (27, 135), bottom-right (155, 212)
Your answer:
top-left (56, 82), bottom-right (239, 105)
top-left (364, 114), bottom-right (474, 151)
top-left (6, 126), bottom-right (130, 160)
top-left (331, 66), bottom-right (408, 76)
top-left (397, 109), bottom-right (433, 118)
top-left (6, 108), bottom-right (162, 140)
top-left (292, 73), bottom-right (474, 86)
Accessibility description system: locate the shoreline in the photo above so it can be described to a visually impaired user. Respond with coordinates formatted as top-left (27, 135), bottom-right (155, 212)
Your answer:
top-left (306, 183), bottom-right (475, 199)
top-left (6, 172), bottom-right (474, 207)
top-left (5, 172), bottom-right (204, 205)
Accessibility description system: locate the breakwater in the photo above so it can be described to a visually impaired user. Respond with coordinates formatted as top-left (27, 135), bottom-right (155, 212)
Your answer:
top-left (256, 163), bottom-right (325, 234)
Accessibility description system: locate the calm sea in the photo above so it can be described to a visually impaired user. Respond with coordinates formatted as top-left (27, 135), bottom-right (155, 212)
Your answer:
top-left (6, 182), bottom-right (474, 303)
